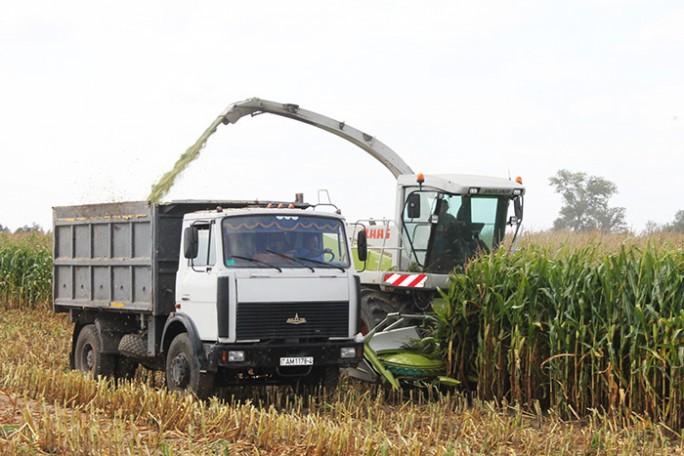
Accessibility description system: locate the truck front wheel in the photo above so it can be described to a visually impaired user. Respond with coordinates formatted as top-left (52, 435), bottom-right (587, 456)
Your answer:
top-left (74, 324), bottom-right (116, 378)
top-left (165, 333), bottom-right (214, 399)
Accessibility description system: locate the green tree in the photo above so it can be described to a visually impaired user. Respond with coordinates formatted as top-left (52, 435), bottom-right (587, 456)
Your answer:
top-left (549, 169), bottom-right (627, 232)
top-left (663, 210), bottom-right (684, 232)
top-left (14, 223), bottom-right (44, 234)
top-left (642, 220), bottom-right (661, 235)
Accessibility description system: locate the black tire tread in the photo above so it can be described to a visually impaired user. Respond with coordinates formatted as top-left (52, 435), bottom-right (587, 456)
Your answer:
top-left (360, 288), bottom-right (410, 333)
top-left (74, 324), bottom-right (116, 378)
top-left (118, 333), bottom-right (148, 359)
top-left (165, 333), bottom-right (215, 399)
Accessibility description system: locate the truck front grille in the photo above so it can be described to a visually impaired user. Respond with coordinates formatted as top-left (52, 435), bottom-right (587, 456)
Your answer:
top-left (236, 301), bottom-right (349, 340)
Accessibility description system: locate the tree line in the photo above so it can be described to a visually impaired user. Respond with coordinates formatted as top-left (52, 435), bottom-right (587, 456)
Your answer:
top-left (549, 169), bottom-right (684, 233)
top-left (0, 223), bottom-right (45, 234)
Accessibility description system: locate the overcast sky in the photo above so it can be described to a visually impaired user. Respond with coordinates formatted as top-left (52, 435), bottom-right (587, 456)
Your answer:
top-left (1, 1), bottom-right (683, 232)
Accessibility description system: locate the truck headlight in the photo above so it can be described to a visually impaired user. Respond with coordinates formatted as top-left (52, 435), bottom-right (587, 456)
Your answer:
top-left (340, 347), bottom-right (357, 359)
top-left (228, 351), bottom-right (245, 362)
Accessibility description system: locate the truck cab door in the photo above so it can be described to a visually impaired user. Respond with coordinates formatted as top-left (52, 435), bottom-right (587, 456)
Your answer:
top-left (177, 222), bottom-right (219, 341)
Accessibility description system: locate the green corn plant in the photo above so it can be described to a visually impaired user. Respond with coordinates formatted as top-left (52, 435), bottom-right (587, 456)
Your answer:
top-left (435, 242), bottom-right (684, 430)
top-left (0, 231), bottom-right (52, 309)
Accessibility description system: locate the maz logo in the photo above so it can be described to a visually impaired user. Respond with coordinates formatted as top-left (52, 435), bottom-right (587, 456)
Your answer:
top-left (286, 313), bottom-right (307, 325)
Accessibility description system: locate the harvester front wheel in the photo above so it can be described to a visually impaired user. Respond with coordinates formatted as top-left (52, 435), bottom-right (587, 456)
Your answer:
top-left (359, 288), bottom-right (409, 334)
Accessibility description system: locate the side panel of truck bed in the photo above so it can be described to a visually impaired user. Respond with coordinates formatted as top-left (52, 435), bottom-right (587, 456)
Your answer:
top-left (53, 201), bottom-right (162, 314)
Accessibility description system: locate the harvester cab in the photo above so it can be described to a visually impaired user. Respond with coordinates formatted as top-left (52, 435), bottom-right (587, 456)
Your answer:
top-left (360, 174), bottom-right (524, 281)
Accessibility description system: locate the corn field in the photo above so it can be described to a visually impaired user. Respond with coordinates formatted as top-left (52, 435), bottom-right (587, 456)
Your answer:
top-left (0, 232), bottom-right (52, 309)
top-left (1, 231), bottom-right (684, 453)
top-left (436, 241), bottom-right (684, 431)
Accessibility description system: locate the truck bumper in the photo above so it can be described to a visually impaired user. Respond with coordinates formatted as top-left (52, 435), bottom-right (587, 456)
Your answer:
top-left (206, 340), bottom-right (363, 371)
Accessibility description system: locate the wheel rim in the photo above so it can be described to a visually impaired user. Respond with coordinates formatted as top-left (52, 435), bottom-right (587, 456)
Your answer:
top-left (170, 354), bottom-right (191, 388)
top-left (82, 344), bottom-right (94, 371)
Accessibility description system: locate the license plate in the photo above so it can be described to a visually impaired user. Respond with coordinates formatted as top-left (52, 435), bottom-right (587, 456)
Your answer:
top-left (280, 356), bottom-right (314, 366)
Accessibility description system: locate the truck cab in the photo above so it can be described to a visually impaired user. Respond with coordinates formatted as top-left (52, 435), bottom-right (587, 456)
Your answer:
top-left (165, 207), bottom-right (363, 393)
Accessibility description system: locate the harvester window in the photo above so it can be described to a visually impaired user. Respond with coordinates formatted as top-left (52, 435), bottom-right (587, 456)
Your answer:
top-left (470, 197), bottom-right (499, 249)
top-left (425, 194), bottom-right (510, 273)
top-left (401, 191), bottom-right (438, 265)
top-left (428, 196), bottom-right (470, 271)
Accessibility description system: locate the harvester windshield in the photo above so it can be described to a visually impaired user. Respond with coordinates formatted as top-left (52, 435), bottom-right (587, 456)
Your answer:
top-left (402, 191), bottom-right (510, 273)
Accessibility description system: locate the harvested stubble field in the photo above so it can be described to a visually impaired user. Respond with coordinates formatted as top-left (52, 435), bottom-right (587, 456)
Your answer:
top-left (1, 231), bottom-right (684, 454)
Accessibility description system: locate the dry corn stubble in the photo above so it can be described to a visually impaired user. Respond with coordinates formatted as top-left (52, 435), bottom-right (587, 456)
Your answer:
top-left (0, 335), bottom-right (682, 454)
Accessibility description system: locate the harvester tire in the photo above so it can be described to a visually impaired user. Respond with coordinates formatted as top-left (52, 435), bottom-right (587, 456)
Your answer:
top-left (360, 288), bottom-right (409, 334)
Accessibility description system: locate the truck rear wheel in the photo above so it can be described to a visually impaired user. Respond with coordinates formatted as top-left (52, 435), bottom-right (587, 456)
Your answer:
top-left (74, 324), bottom-right (116, 378)
top-left (165, 333), bottom-right (215, 399)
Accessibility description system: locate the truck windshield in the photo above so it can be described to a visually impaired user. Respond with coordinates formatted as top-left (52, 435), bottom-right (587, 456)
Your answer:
top-left (403, 191), bottom-right (509, 273)
top-left (221, 215), bottom-right (350, 269)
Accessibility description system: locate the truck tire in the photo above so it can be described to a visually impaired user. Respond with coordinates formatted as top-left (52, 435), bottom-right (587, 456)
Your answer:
top-left (74, 324), bottom-right (116, 378)
top-left (165, 333), bottom-right (215, 399)
top-left (118, 333), bottom-right (148, 359)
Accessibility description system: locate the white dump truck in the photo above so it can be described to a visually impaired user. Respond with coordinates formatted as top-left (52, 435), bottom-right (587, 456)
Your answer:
top-left (53, 199), bottom-right (366, 397)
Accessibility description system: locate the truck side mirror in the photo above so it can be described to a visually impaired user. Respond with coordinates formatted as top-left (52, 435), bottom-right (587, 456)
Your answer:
top-left (357, 230), bottom-right (368, 262)
top-left (513, 196), bottom-right (523, 222)
top-left (183, 226), bottom-right (199, 259)
top-left (406, 193), bottom-right (421, 219)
